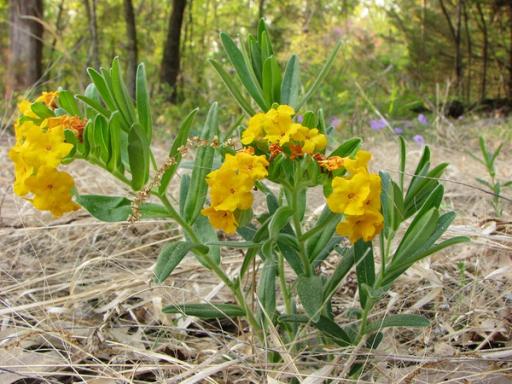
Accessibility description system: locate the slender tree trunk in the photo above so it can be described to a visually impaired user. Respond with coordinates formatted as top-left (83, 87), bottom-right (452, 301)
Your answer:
top-left (5, 0), bottom-right (44, 99)
top-left (124, 0), bottom-right (138, 98)
top-left (259, 0), bottom-right (265, 19)
top-left (439, 0), bottom-right (463, 97)
top-left (476, 2), bottom-right (488, 100)
top-left (160, 0), bottom-right (187, 102)
top-left (463, 0), bottom-right (472, 103)
top-left (83, 0), bottom-right (100, 68)
top-left (508, 2), bottom-right (512, 99)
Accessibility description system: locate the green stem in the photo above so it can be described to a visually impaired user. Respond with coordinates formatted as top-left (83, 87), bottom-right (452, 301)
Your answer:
top-left (157, 192), bottom-right (262, 335)
top-left (290, 188), bottom-right (312, 276)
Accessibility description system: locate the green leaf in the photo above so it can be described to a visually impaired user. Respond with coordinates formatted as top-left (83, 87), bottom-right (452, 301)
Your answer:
top-left (76, 194), bottom-right (131, 222)
top-left (297, 275), bottom-right (324, 322)
top-left (154, 241), bottom-right (199, 282)
top-left (380, 171), bottom-right (395, 236)
top-left (258, 256), bottom-right (277, 320)
top-left (295, 41), bottom-right (341, 111)
top-left (162, 303), bottom-right (245, 318)
top-left (323, 247), bottom-right (355, 300)
top-left (31, 102), bottom-right (55, 119)
top-left (107, 111), bottom-right (124, 172)
top-left (179, 174), bottom-right (190, 217)
top-left (111, 57), bottom-right (136, 126)
top-left (86, 67), bottom-right (116, 111)
top-left (329, 137), bottom-right (362, 158)
top-left (220, 32), bottom-right (268, 111)
top-left (393, 208), bottom-right (439, 263)
top-left (94, 114), bottom-right (110, 163)
top-left (136, 63), bottom-right (152, 142)
top-left (268, 206), bottom-right (294, 240)
top-left (366, 314), bottom-right (430, 334)
top-left (314, 316), bottom-right (353, 347)
top-left (140, 203), bottom-right (169, 219)
top-left (281, 55), bottom-right (300, 108)
top-left (183, 103), bottom-right (218, 224)
top-left (277, 234), bottom-right (303, 276)
top-left (248, 35), bottom-right (263, 85)
top-left (192, 214), bottom-right (221, 266)
top-left (128, 122), bottom-right (150, 191)
top-left (399, 136), bottom-right (406, 192)
top-left (209, 60), bottom-right (256, 115)
top-left (58, 90), bottom-right (80, 115)
top-left (76, 95), bottom-right (110, 118)
top-left (159, 108), bottom-right (198, 194)
top-left (354, 240), bottom-right (375, 308)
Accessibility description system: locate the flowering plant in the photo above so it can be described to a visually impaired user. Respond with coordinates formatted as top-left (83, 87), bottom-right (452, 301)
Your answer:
top-left (10, 20), bottom-right (468, 366)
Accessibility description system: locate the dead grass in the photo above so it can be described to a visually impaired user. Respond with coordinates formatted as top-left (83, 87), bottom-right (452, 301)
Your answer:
top-left (1, 123), bottom-right (512, 383)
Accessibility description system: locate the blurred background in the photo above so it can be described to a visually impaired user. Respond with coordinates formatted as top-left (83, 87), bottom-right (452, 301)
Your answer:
top-left (2, 0), bottom-right (512, 141)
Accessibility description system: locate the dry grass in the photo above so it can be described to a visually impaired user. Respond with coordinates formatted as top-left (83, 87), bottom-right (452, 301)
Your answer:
top-left (1, 121), bottom-right (512, 383)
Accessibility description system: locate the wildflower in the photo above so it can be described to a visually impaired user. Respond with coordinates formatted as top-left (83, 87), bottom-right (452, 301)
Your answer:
top-left (291, 126), bottom-right (327, 154)
top-left (35, 91), bottom-right (59, 109)
top-left (47, 115), bottom-right (88, 141)
top-left (201, 207), bottom-right (237, 234)
top-left (417, 113), bottom-right (428, 125)
top-left (343, 150), bottom-right (372, 174)
top-left (24, 167), bottom-right (79, 217)
top-left (394, 127), bottom-right (404, 135)
top-left (17, 99), bottom-right (38, 119)
top-left (335, 209), bottom-right (384, 243)
top-left (264, 105), bottom-right (295, 144)
top-left (370, 118), bottom-right (387, 131)
top-left (296, 114), bottom-right (304, 123)
top-left (269, 143), bottom-right (283, 159)
top-left (318, 156), bottom-right (344, 171)
top-left (241, 112), bottom-right (266, 145)
top-left (326, 173), bottom-right (371, 216)
top-left (329, 116), bottom-right (341, 128)
top-left (413, 134), bottom-right (425, 146)
top-left (202, 150), bottom-right (269, 232)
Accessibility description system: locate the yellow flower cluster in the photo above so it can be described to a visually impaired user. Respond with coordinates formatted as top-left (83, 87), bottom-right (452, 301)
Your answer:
top-left (201, 149), bottom-right (269, 233)
top-left (241, 105), bottom-right (327, 156)
top-left (326, 150), bottom-right (384, 243)
top-left (8, 93), bottom-right (80, 217)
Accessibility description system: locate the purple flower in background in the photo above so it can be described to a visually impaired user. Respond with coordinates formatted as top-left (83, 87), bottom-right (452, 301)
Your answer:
top-left (330, 116), bottom-right (341, 127)
top-left (394, 127), bottom-right (404, 135)
top-left (296, 114), bottom-right (304, 123)
top-left (413, 134), bottom-right (425, 145)
top-left (370, 118), bottom-right (387, 131)
top-left (417, 113), bottom-right (428, 125)
top-left (332, 27), bottom-right (343, 38)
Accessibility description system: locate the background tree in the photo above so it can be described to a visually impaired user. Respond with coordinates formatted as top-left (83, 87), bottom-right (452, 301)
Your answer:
top-left (124, 0), bottom-right (138, 98)
top-left (160, 0), bottom-right (187, 102)
top-left (5, 0), bottom-right (44, 99)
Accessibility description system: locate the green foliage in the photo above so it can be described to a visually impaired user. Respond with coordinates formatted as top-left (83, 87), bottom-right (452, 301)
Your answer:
top-left (471, 136), bottom-right (512, 217)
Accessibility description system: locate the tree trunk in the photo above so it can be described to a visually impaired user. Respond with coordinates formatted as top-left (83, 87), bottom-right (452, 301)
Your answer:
top-left (439, 0), bottom-right (463, 97)
top-left (476, 2), bottom-right (488, 100)
top-left (160, 0), bottom-right (187, 102)
top-left (463, 0), bottom-right (472, 103)
top-left (5, 0), bottom-right (44, 99)
top-left (83, 0), bottom-right (100, 68)
top-left (508, 2), bottom-right (512, 99)
top-left (124, 0), bottom-right (138, 98)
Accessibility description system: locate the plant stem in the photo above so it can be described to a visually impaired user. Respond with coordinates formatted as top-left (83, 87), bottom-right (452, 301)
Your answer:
top-left (157, 192), bottom-right (262, 335)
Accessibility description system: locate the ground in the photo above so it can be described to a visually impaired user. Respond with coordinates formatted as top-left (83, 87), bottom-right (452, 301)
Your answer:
top-left (1, 118), bottom-right (511, 383)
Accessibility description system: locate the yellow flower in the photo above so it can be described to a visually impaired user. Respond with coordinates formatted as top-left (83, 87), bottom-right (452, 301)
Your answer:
top-left (344, 150), bottom-right (372, 174)
top-left (326, 172), bottom-right (371, 216)
top-left (223, 151), bottom-right (269, 180)
top-left (17, 99), bottom-right (37, 119)
top-left (363, 173), bottom-right (382, 211)
top-left (291, 126), bottom-right (327, 154)
top-left (318, 156), bottom-right (344, 171)
top-left (335, 209), bottom-right (384, 243)
top-left (241, 113), bottom-right (266, 145)
top-left (23, 124), bottom-right (73, 169)
top-left (263, 105), bottom-right (295, 144)
top-left (35, 91), bottom-right (59, 109)
top-left (208, 167), bottom-right (254, 211)
top-left (201, 207), bottom-right (237, 234)
top-left (24, 167), bottom-right (79, 217)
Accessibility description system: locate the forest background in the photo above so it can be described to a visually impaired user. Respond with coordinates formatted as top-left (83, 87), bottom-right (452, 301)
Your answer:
top-left (2, 0), bottom-right (512, 139)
